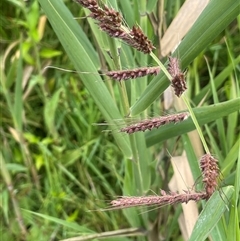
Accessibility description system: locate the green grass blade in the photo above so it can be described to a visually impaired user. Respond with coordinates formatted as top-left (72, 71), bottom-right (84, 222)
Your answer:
top-left (189, 186), bottom-right (234, 241)
top-left (227, 139), bottom-right (240, 241)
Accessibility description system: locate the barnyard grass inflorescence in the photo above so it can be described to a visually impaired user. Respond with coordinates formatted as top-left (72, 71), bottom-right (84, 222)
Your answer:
top-left (120, 112), bottom-right (189, 134)
top-left (75, 0), bottom-right (155, 53)
top-left (110, 190), bottom-right (207, 210)
top-left (106, 67), bottom-right (160, 81)
top-left (168, 57), bottom-right (187, 97)
top-left (200, 154), bottom-right (220, 199)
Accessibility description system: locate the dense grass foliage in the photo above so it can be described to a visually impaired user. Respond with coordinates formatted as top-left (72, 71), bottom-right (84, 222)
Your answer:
top-left (1, 0), bottom-right (239, 240)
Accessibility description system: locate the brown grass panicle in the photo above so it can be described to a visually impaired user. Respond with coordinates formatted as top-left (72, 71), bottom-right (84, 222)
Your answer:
top-left (124, 25), bottom-right (155, 54)
top-left (110, 189), bottom-right (207, 210)
top-left (75, 0), bottom-right (98, 10)
top-left (168, 56), bottom-right (187, 97)
top-left (106, 66), bottom-right (160, 81)
top-left (200, 154), bottom-right (220, 199)
top-left (120, 112), bottom-right (189, 134)
top-left (75, 0), bottom-right (155, 54)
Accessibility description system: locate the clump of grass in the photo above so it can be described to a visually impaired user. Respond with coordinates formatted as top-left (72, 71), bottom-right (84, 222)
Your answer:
top-left (72, 1), bottom-right (237, 240)
top-left (1, 0), bottom-right (239, 241)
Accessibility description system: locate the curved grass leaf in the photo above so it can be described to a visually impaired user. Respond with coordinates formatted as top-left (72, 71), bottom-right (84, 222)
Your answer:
top-left (189, 186), bottom-right (234, 241)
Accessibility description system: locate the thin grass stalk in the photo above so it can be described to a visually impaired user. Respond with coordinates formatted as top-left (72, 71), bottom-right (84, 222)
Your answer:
top-left (107, 36), bottom-right (121, 70)
top-left (150, 52), bottom-right (172, 80)
top-left (182, 95), bottom-right (210, 154)
top-left (137, 0), bottom-right (148, 118)
top-left (106, 37), bottom-right (131, 114)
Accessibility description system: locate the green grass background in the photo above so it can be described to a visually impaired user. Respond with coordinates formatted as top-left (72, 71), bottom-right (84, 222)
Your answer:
top-left (1, 0), bottom-right (239, 240)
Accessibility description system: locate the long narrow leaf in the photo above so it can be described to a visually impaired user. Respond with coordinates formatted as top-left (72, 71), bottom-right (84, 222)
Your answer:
top-left (38, 0), bottom-right (131, 157)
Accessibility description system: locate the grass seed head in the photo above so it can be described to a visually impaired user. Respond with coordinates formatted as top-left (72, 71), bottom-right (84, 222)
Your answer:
top-left (120, 112), bottom-right (189, 134)
top-left (168, 57), bottom-right (187, 97)
top-left (75, 0), bottom-right (98, 10)
top-left (106, 67), bottom-right (160, 81)
top-left (110, 191), bottom-right (206, 209)
top-left (200, 154), bottom-right (219, 199)
top-left (75, 1), bottom-right (155, 54)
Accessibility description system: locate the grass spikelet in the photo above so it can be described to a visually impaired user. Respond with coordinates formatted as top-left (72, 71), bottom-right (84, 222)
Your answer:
top-left (168, 56), bottom-right (187, 97)
top-left (106, 67), bottom-right (160, 81)
top-left (75, 0), bottom-right (98, 10)
top-left (75, 0), bottom-right (155, 54)
top-left (125, 25), bottom-right (155, 54)
top-left (120, 112), bottom-right (189, 134)
top-left (200, 154), bottom-right (220, 199)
